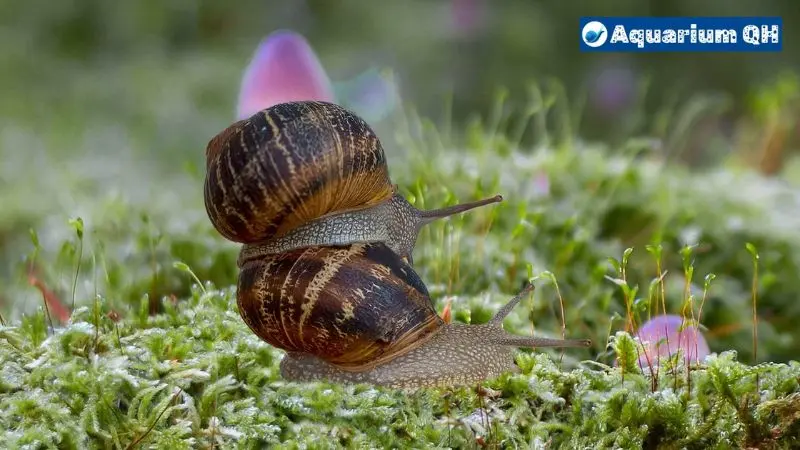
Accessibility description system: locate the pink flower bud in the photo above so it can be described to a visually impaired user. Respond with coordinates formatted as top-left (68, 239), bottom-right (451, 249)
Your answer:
top-left (450, 0), bottom-right (488, 38)
top-left (531, 171), bottom-right (550, 197)
top-left (588, 63), bottom-right (637, 116)
top-left (236, 30), bottom-right (334, 119)
top-left (635, 314), bottom-right (710, 367)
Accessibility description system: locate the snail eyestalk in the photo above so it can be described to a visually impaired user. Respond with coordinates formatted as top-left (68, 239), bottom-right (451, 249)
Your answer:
top-left (489, 281), bottom-right (535, 325)
top-left (415, 194), bottom-right (503, 226)
top-left (496, 336), bottom-right (593, 348)
top-left (490, 282), bottom-right (593, 348)
top-left (393, 193), bottom-right (503, 264)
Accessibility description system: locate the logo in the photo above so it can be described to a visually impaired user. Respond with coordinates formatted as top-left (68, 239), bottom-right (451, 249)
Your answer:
top-left (582, 21), bottom-right (608, 47)
top-left (580, 17), bottom-right (782, 52)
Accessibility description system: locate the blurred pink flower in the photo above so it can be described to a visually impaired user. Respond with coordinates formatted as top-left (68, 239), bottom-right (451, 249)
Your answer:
top-left (588, 62), bottom-right (637, 116)
top-left (236, 29), bottom-right (334, 119)
top-left (531, 171), bottom-right (550, 197)
top-left (450, 0), bottom-right (488, 39)
top-left (635, 314), bottom-right (710, 367)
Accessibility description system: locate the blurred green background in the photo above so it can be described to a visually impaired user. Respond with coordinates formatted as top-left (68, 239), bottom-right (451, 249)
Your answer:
top-left (3, 0), bottom-right (799, 147)
top-left (2, 1), bottom-right (800, 363)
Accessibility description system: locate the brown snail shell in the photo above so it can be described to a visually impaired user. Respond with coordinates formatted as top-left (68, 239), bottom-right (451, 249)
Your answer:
top-left (204, 101), bottom-right (394, 244)
top-left (237, 242), bottom-right (443, 370)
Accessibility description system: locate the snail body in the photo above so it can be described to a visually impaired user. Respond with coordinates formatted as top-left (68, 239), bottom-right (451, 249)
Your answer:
top-left (237, 241), bottom-right (590, 389)
top-left (204, 100), bottom-right (591, 389)
top-left (236, 192), bottom-right (502, 266)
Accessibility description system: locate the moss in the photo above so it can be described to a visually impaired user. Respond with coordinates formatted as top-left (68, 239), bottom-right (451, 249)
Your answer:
top-left (0, 293), bottom-right (798, 448)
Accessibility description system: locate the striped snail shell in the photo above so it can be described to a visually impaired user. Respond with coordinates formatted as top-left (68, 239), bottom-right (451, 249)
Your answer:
top-left (204, 101), bottom-right (393, 244)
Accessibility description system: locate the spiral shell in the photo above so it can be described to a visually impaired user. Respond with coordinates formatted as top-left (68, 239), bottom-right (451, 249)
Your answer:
top-left (204, 101), bottom-right (395, 244)
top-left (236, 242), bottom-right (444, 369)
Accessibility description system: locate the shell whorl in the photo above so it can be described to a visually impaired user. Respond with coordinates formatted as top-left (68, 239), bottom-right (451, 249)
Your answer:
top-left (204, 101), bottom-right (395, 244)
top-left (236, 242), bottom-right (444, 370)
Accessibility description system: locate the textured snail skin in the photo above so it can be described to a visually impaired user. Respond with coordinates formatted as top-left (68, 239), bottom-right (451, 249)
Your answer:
top-left (237, 194), bottom-right (413, 267)
top-left (236, 192), bottom-right (502, 266)
top-left (278, 325), bottom-right (519, 389)
top-left (279, 301), bottom-right (592, 390)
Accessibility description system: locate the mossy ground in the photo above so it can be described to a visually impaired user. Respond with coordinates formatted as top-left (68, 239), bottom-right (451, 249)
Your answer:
top-left (2, 285), bottom-right (799, 449)
top-left (2, 45), bottom-right (800, 449)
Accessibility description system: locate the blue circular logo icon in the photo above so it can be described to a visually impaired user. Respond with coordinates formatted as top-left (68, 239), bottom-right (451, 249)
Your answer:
top-left (582, 21), bottom-right (608, 47)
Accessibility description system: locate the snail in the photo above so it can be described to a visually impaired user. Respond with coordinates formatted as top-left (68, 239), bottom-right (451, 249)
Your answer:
top-left (204, 101), bottom-right (502, 266)
top-left (204, 101), bottom-right (591, 389)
